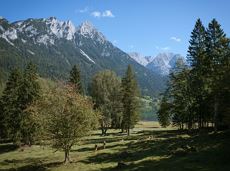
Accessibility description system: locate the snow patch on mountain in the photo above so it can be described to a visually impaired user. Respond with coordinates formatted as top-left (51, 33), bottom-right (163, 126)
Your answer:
top-left (3, 28), bottom-right (17, 40)
top-left (0, 34), bottom-right (15, 46)
top-left (27, 50), bottom-right (35, 55)
top-left (128, 52), bottom-right (154, 66)
top-left (37, 34), bottom-right (54, 45)
top-left (146, 53), bottom-right (185, 75)
top-left (21, 39), bottom-right (26, 43)
top-left (65, 58), bottom-right (71, 66)
top-left (15, 21), bottom-right (23, 26)
top-left (0, 25), bottom-right (4, 32)
top-left (101, 49), bottom-right (110, 57)
top-left (25, 25), bottom-right (38, 37)
top-left (80, 49), bottom-right (95, 64)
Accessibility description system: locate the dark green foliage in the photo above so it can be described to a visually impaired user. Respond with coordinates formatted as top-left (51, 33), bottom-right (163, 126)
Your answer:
top-left (170, 65), bottom-right (194, 129)
top-left (121, 65), bottom-right (141, 135)
top-left (90, 70), bottom-right (123, 135)
top-left (158, 18), bottom-right (230, 129)
top-left (157, 96), bottom-right (172, 127)
top-left (0, 63), bottom-right (40, 144)
top-left (205, 19), bottom-right (230, 129)
top-left (0, 68), bottom-right (22, 140)
top-left (19, 63), bottom-right (40, 144)
top-left (186, 19), bottom-right (209, 128)
top-left (69, 65), bottom-right (84, 94)
top-left (19, 62), bottom-right (40, 109)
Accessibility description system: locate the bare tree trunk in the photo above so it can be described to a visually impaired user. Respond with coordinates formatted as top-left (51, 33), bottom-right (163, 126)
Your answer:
top-left (214, 96), bottom-right (219, 131)
top-left (64, 150), bottom-right (70, 164)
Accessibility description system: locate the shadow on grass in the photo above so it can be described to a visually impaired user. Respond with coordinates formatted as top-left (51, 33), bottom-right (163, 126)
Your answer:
top-left (0, 143), bottom-right (18, 154)
top-left (0, 164), bottom-right (46, 171)
top-left (0, 160), bottom-right (63, 171)
top-left (72, 142), bottom-right (127, 153)
top-left (84, 130), bottom-right (230, 171)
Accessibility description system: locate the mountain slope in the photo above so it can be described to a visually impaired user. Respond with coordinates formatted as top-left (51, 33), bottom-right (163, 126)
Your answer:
top-left (0, 17), bottom-right (166, 97)
top-left (146, 53), bottom-right (185, 75)
top-left (129, 52), bottom-right (185, 75)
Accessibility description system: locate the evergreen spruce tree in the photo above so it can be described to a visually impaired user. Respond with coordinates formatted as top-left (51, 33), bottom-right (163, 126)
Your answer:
top-left (206, 19), bottom-right (230, 129)
top-left (169, 61), bottom-right (194, 129)
top-left (18, 62), bottom-right (41, 144)
top-left (157, 94), bottom-right (172, 128)
top-left (19, 62), bottom-right (40, 109)
top-left (121, 65), bottom-right (140, 135)
top-left (0, 63), bottom-right (40, 144)
top-left (69, 65), bottom-right (83, 94)
top-left (187, 19), bottom-right (209, 128)
top-left (0, 68), bottom-right (23, 142)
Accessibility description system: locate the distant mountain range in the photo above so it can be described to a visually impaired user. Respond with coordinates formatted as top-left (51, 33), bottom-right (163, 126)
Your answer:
top-left (0, 17), bottom-right (166, 97)
top-left (128, 52), bottom-right (185, 75)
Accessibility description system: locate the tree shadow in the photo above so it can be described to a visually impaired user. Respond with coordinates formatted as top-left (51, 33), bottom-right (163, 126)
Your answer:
top-left (85, 130), bottom-right (230, 171)
top-left (0, 143), bottom-right (19, 154)
top-left (0, 159), bottom-right (64, 171)
top-left (0, 164), bottom-right (46, 171)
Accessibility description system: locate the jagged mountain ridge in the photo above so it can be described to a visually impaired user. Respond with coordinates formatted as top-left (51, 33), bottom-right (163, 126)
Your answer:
top-left (128, 52), bottom-right (154, 66)
top-left (0, 17), bottom-right (166, 97)
top-left (129, 52), bottom-right (185, 75)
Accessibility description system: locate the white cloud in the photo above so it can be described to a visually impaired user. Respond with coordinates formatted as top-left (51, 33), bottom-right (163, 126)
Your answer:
top-left (91, 10), bottom-right (115, 18)
top-left (102, 10), bottom-right (115, 18)
top-left (91, 11), bottom-right (101, 18)
top-left (155, 46), bottom-right (170, 51)
top-left (75, 7), bottom-right (89, 13)
top-left (162, 47), bottom-right (170, 50)
top-left (170, 36), bottom-right (181, 42)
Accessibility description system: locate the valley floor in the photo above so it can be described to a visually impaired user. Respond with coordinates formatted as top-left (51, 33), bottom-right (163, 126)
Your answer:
top-left (0, 121), bottom-right (230, 171)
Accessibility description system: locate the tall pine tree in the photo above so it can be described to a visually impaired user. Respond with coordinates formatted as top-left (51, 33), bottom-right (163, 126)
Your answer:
top-left (69, 65), bottom-right (83, 94)
top-left (121, 65), bottom-right (140, 135)
top-left (0, 68), bottom-right (22, 140)
top-left (187, 19), bottom-right (209, 128)
top-left (19, 62), bottom-right (41, 144)
top-left (0, 63), bottom-right (40, 144)
top-left (206, 19), bottom-right (230, 129)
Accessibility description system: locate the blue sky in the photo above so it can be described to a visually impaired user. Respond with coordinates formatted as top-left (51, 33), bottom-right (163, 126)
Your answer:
top-left (1, 0), bottom-right (230, 57)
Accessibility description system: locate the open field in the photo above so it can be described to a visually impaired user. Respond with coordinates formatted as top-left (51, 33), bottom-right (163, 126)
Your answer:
top-left (0, 121), bottom-right (230, 171)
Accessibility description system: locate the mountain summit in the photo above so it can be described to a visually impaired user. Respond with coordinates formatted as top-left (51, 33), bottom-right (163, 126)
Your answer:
top-left (129, 52), bottom-right (185, 75)
top-left (0, 17), bottom-right (166, 97)
top-left (146, 53), bottom-right (185, 75)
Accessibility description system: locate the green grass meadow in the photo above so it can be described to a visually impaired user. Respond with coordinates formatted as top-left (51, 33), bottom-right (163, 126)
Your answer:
top-left (0, 121), bottom-right (230, 171)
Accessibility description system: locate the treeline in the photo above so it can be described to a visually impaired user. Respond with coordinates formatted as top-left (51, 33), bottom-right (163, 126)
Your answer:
top-left (89, 65), bottom-right (140, 136)
top-left (0, 63), bottom-right (140, 161)
top-left (158, 19), bottom-right (230, 130)
top-left (0, 63), bottom-right (140, 162)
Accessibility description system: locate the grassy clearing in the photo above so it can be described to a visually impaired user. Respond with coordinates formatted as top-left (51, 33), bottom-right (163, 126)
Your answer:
top-left (0, 121), bottom-right (229, 171)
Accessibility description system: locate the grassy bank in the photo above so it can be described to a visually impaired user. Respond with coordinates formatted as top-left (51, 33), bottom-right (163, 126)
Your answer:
top-left (0, 122), bottom-right (229, 171)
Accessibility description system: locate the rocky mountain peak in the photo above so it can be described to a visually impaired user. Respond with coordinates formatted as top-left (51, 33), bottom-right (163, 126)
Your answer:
top-left (78, 21), bottom-right (106, 43)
